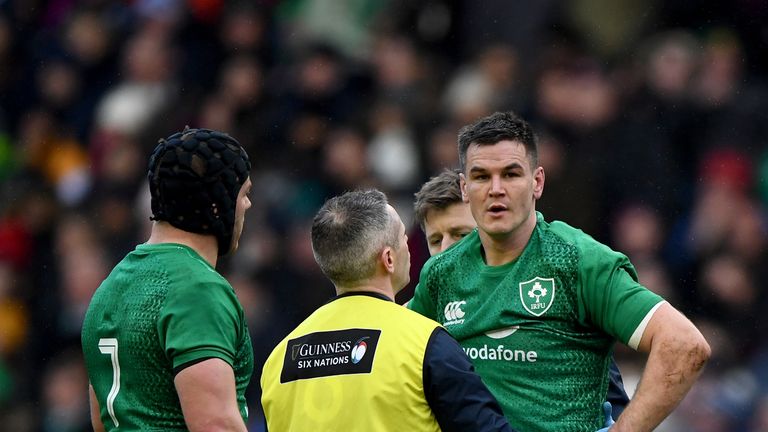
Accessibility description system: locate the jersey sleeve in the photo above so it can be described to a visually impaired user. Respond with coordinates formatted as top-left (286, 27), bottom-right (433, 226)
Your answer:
top-left (577, 242), bottom-right (663, 347)
top-left (423, 328), bottom-right (515, 432)
top-left (407, 258), bottom-right (439, 320)
top-left (158, 278), bottom-right (243, 371)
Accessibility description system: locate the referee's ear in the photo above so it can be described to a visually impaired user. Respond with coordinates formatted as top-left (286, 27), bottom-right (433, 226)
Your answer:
top-left (381, 246), bottom-right (396, 275)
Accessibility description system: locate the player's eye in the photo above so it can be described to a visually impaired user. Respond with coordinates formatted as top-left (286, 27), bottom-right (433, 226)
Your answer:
top-left (451, 232), bottom-right (468, 241)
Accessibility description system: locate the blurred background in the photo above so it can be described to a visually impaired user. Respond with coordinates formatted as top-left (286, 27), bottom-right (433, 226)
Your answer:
top-left (0, 0), bottom-right (766, 430)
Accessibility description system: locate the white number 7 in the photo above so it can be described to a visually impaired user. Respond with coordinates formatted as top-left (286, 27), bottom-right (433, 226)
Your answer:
top-left (98, 338), bottom-right (121, 427)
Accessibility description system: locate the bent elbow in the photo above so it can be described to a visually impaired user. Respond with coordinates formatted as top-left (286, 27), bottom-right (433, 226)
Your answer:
top-left (699, 338), bottom-right (712, 365)
top-left (688, 333), bottom-right (711, 373)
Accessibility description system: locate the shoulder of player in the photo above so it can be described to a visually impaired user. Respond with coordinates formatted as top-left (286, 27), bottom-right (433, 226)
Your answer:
top-left (165, 264), bottom-right (236, 302)
top-left (541, 217), bottom-right (605, 251)
top-left (541, 217), bottom-right (630, 266)
top-left (163, 246), bottom-right (231, 284)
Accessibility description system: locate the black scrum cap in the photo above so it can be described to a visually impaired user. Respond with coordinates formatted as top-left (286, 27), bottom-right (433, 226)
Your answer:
top-left (148, 128), bottom-right (251, 255)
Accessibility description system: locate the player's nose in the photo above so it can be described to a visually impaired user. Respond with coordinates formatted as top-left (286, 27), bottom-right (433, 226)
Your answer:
top-left (489, 175), bottom-right (505, 196)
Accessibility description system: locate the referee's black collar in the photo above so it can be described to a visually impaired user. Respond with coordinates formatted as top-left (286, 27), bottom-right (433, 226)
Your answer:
top-left (333, 291), bottom-right (394, 303)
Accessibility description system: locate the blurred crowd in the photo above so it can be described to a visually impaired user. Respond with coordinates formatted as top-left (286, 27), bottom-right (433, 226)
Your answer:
top-left (0, 0), bottom-right (766, 431)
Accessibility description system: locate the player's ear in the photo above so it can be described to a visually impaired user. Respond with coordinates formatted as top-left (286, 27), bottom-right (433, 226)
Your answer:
top-left (533, 167), bottom-right (545, 199)
top-left (459, 173), bottom-right (469, 203)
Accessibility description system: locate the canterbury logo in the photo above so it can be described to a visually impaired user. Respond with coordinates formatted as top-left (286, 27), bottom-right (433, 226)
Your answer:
top-left (444, 301), bottom-right (467, 324)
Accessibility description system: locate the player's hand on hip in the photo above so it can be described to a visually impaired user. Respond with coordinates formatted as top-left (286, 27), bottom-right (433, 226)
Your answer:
top-left (595, 401), bottom-right (615, 431)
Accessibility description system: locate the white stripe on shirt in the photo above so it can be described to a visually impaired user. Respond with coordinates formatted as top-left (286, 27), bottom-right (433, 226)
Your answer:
top-left (628, 301), bottom-right (666, 350)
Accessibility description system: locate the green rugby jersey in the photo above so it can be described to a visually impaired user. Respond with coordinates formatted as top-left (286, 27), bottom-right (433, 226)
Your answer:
top-left (409, 213), bottom-right (663, 432)
top-left (81, 243), bottom-right (253, 431)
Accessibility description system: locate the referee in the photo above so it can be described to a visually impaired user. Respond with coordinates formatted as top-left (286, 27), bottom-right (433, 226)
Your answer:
top-left (260, 189), bottom-right (514, 431)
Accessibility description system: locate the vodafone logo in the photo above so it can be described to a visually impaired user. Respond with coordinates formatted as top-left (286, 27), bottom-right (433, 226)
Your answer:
top-left (444, 301), bottom-right (467, 326)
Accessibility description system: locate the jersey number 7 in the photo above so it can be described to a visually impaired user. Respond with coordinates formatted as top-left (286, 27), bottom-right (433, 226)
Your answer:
top-left (98, 338), bottom-right (121, 427)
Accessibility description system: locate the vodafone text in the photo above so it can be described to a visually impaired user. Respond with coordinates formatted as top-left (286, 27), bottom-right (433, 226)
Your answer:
top-left (463, 344), bottom-right (538, 362)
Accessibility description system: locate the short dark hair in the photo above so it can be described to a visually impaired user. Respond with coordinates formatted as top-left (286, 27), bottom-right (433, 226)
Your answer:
top-left (413, 169), bottom-right (463, 231)
top-left (311, 189), bottom-right (399, 286)
top-left (457, 111), bottom-right (538, 172)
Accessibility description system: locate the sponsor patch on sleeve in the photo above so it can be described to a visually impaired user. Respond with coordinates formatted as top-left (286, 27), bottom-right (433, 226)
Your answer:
top-left (280, 328), bottom-right (381, 383)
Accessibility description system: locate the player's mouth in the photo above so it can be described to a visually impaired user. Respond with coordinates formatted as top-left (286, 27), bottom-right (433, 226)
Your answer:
top-left (487, 203), bottom-right (508, 216)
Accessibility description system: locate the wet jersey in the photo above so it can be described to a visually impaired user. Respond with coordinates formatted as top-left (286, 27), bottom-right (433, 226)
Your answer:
top-left (409, 213), bottom-right (663, 432)
top-left (82, 243), bottom-right (253, 431)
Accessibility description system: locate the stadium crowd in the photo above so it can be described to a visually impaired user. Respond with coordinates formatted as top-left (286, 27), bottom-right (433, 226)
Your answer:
top-left (0, 0), bottom-right (766, 431)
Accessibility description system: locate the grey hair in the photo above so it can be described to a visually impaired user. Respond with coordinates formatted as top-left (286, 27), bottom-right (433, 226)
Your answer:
top-left (311, 189), bottom-right (399, 286)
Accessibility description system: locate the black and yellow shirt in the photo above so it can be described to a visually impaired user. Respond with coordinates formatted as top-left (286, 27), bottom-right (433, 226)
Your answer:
top-left (261, 292), bottom-right (513, 432)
